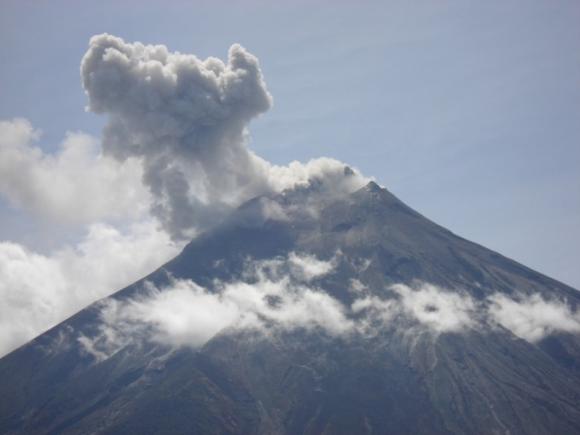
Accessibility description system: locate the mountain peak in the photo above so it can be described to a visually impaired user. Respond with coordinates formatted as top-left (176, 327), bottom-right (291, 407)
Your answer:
top-left (364, 180), bottom-right (382, 192)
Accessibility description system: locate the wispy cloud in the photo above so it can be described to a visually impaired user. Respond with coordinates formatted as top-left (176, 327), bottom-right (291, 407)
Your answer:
top-left (488, 293), bottom-right (580, 342)
top-left (78, 252), bottom-right (580, 361)
top-left (352, 283), bottom-right (476, 334)
top-left (78, 253), bottom-right (351, 360)
top-left (0, 34), bottom-right (369, 357)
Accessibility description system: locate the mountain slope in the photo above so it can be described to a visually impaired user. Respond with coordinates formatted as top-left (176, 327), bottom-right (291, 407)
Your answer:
top-left (1, 181), bottom-right (580, 435)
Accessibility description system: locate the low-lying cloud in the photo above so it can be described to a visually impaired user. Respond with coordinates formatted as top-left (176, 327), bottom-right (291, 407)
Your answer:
top-left (77, 252), bottom-right (580, 361)
top-left (0, 118), bottom-right (150, 223)
top-left (0, 34), bottom-right (368, 357)
top-left (488, 293), bottom-right (580, 342)
top-left (352, 283), bottom-right (476, 334)
top-left (79, 253), bottom-right (350, 360)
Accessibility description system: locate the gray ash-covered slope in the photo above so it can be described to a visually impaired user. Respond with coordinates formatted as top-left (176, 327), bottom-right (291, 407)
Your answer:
top-left (1, 181), bottom-right (580, 435)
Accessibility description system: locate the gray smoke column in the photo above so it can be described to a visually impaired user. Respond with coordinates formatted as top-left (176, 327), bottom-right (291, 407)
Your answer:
top-left (81, 34), bottom-right (274, 239)
top-left (81, 34), bottom-right (367, 239)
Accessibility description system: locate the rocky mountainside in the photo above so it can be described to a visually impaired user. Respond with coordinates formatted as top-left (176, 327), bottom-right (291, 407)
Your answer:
top-left (1, 180), bottom-right (580, 435)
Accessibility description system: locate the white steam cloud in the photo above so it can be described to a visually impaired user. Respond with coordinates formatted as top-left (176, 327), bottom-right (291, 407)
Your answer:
top-left (352, 283), bottom-right (476, 334)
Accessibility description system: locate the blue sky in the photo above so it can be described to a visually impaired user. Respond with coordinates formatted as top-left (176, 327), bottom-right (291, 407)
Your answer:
top-left (1, 0), bottom-right (579, 288)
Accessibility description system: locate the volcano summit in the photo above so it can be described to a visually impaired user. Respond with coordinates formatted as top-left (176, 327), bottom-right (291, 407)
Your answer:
top-left (1, 177), bottom-right (580, 435)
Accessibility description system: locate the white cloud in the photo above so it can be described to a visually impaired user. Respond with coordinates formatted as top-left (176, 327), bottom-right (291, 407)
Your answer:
top-left (488, 293), bottom-right (580, 342)
top-left (352, 283), bottom-right (476, 334)
top-left (349, 279), bottom-right (366, 293)
top-left (393, 283), bottom-right (476, 333)
top-left (79, 253), bottom-right (352, 359)
top-left (0, 220), bottom-right (179, 357)
top-left (0, 118), bottom-right (150, 223)
top-left (83, 278), bottom-right (480, 361)
top-left (78, 256), bottom-right (486, 361)
top-left (352, 295), bottom-right (398, 330)
top-left (80, 33), bottom-right (274, 239)
top-left (287, 252), bottom-right (336, 281)
top-left (73, 246), bottom-right (580, 361)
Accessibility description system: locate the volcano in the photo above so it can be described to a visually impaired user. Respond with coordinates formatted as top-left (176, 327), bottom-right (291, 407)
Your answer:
top-left (1, 179), bottom-right (580, 435)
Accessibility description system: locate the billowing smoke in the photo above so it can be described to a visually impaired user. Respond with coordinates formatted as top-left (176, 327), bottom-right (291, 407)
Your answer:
top-left (81, 34), bottom-right (367, 239)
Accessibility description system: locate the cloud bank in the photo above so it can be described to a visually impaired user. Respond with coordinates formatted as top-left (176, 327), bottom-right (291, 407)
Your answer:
top-left (78, 254), bottom-right (479, 360)
top-left (352, 283), bottom-right (476, 334)
top-left (0, 118), bottom-right (149, 223)
top-left (77, 252), bottom-right (580, 361)
top-left (0, 220), bottom-right (179, 357)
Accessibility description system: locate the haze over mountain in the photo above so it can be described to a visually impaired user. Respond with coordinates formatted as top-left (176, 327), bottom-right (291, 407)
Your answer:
top-left (1, 33), bottom-right (580, 435)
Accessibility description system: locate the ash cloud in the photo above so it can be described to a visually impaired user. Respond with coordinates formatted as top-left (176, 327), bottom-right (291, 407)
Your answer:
top-left (81, 34), bottom-right (272, 240)
top-left (81, 34), bottom-right (367, 239)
